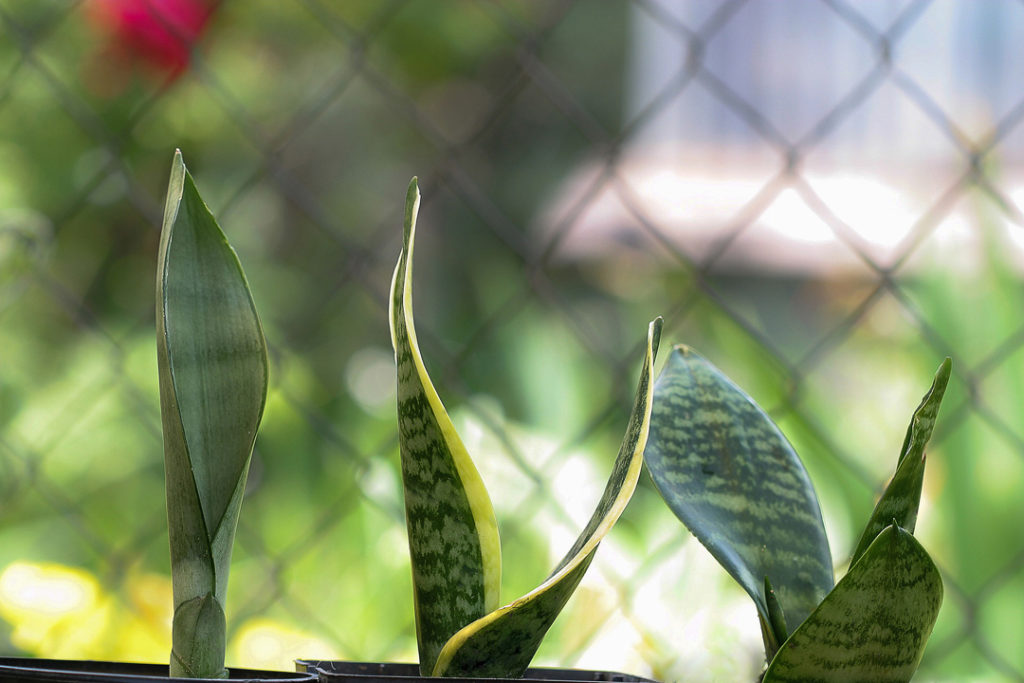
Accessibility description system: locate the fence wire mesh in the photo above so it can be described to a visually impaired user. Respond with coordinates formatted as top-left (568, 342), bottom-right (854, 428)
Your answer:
top-left (2, 1), bottom-right (1024, 681)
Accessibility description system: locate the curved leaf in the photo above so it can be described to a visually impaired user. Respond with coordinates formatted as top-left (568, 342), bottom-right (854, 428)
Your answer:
top-left (432, 318), bottom-right (662, 678)
top-left (389, 178), bottom-right (501, 675)
top-left (850, 358), bottom-right (951, 565)
top-left (157, 150), bottom-right (268, 678)
top-left (643, 346), bottom-right (832, 654)
top-left (763, 524), bottom-right (943, 683)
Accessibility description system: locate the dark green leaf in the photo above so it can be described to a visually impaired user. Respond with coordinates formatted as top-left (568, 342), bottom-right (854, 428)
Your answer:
top-left (389, 178), bottom-right (501, 675)
top-left (432, 319), bottom-right (662, 678)
top-left (644, 346), bottom-right (833, 649)
top-left (157, 150), bottom-right (267, 679)
top-left (849, 359), bottom-right (951, 565)
top-left (764, 576), bottom-right (789, 660)
top-left (763, 524), bottom-right (943, 683)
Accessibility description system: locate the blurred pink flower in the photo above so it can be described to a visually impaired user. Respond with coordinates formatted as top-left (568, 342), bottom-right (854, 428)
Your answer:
top-left (86, 0), bottom-right (215, 84)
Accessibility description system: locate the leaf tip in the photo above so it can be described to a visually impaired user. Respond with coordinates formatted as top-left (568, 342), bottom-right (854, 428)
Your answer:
top-left (407, 176), bottom-right (420, 207)
top-left (649, 317), bottom-right (663, 357)
top-left (161, 150), bottom-right (189, 249)
top-left (170, 149), bottom-right (188, 183)
top-left (403, 177), bottom-right (421, 245)
top-left (763, 575), bottom-right (789, 656)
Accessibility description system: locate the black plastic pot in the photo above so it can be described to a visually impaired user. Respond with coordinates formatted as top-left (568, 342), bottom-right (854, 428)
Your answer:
top-left (296, 661), bottom-right (657, 683)
top-left (0, 659), bottom-right (317, 683)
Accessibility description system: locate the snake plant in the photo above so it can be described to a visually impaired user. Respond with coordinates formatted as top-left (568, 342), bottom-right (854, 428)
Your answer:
top-left (390, 178), bottom-right (662, 678)
top-left (157, 150), bottom-right (268, 678)
top-left (645, 347), bottom-right (950, 682)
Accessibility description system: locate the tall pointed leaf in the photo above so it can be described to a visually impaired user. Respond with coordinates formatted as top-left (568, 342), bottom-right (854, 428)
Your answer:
top-left (763, 524), bottom-right (943, 682)
top-left (157, 150), bottom-right (268, 679)
top-left (644, 346), bottom-right (832, 653)
top-left (850, 358), bottom-right (951, 565)
top-left (390, 178), bottom-right (501, 675)
top-left (432, 319), bottom-right (662, 678)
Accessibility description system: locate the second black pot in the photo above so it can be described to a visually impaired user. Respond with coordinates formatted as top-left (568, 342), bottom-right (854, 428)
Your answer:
top-left (296, 661), bottom-right (657, 683)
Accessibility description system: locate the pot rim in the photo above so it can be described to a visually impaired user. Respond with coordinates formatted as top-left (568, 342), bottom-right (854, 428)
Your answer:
top-left (0, 658), bottom-right (316, 682)
top-left (296, 660), bottom-right (657, 683)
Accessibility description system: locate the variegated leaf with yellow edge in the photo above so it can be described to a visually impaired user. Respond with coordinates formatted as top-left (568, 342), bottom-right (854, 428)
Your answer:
top-left (431, 318), bottom-right (662, 678)
top-left (390, 178), bottom-right (501, 675)
top-left (390, 178), bottom-right (662, 678)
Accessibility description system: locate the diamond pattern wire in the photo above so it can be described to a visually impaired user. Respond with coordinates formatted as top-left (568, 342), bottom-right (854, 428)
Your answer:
top-left (2, 0), bottom-right (1024, 680)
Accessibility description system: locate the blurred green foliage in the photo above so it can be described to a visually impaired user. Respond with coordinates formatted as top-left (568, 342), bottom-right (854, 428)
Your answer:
top-left (0, 1), bottom-right (1022, 681)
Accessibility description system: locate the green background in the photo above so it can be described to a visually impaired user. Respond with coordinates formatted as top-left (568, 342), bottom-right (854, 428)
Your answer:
top-left (1, 2), bottom-right (1022, 681)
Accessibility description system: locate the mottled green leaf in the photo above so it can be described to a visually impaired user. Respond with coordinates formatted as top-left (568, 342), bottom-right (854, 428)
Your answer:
top-left (389, 178), bottom-right (501, 675)
top-left (432, 319), bottom-right (662, 678)
top-left (644, 346), bottom-right (833, 653)
top-left (850, 358), bottom-right (951, 565)
top-left (157, 150), bottom-right (268, 678)
top-left (763, 576), bottom-right (789, 660)
top-left (763, 524), bottom-right (943, 683)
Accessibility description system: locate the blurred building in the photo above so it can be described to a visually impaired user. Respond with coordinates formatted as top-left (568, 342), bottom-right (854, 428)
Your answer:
top-left (541, 1), bottom-right (1024, 276)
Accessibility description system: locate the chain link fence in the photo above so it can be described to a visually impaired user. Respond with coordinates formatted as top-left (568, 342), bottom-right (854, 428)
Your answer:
top-left (2, 1), bottom-right (1024, 680)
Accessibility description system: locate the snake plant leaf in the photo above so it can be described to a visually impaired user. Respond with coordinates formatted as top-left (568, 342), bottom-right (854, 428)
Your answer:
top-left (849, 358), bottom-right (951, 565)
top-left (763, 524), bottom-right (943, 683)
top-left (170, 594), bottom-right (227, 679)
top-left (763, 576), bottom-right (789, 660)
top-left (644, 346), bottom-right (833, 654)
top-left (431, 318), bottom-right (662, 679)
top-left (389, 177), bottom-right (501, 676)
top-left (157, 150), bottom-right (268, 679)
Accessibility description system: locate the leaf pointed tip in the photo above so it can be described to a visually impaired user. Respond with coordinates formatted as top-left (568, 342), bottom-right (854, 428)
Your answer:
top-left (937, 356), bottom-right (952, 380)
top-left (403, 178), bottom-right (421, 245)
top-left (162, 151), bottom-right (188, 240)
top-left (170, 150), bottom-right (189, 184)
top-left (763, 575), bottom-right (789, 656)
top-left (406, 177), bottom-right (420, 206)
top-left (649, 317), bottom-right (663, 357)
top-left (674, 342), bottom-right (696, 356)
top-left (884, 519), bottom-right (908, 543)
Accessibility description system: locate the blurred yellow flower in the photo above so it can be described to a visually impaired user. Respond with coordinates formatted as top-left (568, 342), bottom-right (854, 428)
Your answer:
top-left (0, 562), bottom-right (112, 658)
top-left (0, 562), bottom-right (346, 672)
top-left (0, 562), bottom-right (173, 662)
top-left (118, 572), bottom-right (173, 661)
top-left (229, 617), bottom-right (343, 672)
